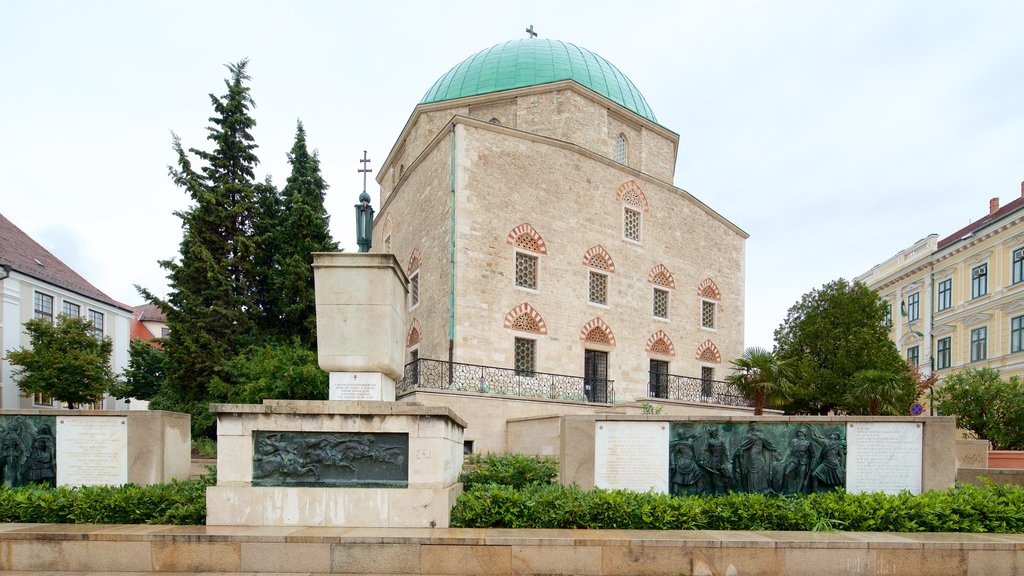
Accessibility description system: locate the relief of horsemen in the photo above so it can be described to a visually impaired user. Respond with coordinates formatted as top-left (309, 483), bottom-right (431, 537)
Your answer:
top-left (252, 431), bottom-right (409, 488)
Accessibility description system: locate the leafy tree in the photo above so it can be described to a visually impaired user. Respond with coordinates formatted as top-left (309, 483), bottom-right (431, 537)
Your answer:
top-left (725, 346), bottom-right (795, 415)
top-left (5, 316), bottom-right (115, 409)
top-left (774, 278), bottom-right (914, 414)
top-left (934, 368), bottom-right (1024, 450)
top-left (141, 60), bottom-right (269, 402)
top-left (260, 121), bottom-right (338, 348)
top-left (847, 369), bottom-right (911, 416)
top-left (109, 338), bottom-right (167, 402)
top-left (208, 341), bottom-right (327, 403)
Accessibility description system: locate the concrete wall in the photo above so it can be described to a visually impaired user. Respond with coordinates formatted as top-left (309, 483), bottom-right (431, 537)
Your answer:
top-left (2, 524), bottom-right (1022, 575)
top-left (509, 415), bottom-right (957, 492)
top-left (0, 409), bottom-right (190, 485)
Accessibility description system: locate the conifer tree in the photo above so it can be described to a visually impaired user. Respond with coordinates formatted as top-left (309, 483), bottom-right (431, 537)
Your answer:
top-left (270, 121), bottom-right (338, 348)
top-left (144, 60), bottom-right (265, 401)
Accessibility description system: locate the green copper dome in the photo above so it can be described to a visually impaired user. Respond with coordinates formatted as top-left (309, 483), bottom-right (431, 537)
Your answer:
top-left (421, 39), bottom-right (657, 123)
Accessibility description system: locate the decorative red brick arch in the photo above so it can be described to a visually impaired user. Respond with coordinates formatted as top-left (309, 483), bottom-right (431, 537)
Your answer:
top-left (696, 340), bottom-right (722, 363)
top-left (506, 223), bottom-right (547, 255)
top-left (646, 330), bottom-right (675, 356)
top-left (697, 278), bottom-right (721, 300)
top-left (615, 180), bottom-right (649, 212)
top-left (504, 302), bottom-right (548, 335)
top-left (580, 317), bottom-right (616, 346)
top-left (406, 319), bottom-right (421, 348)
top-left (582, 245), bottom-right (616, 272)
top-left (407, 248), bottom-right (421, 274)
top-left (648, 264), bottom-right (676, 289)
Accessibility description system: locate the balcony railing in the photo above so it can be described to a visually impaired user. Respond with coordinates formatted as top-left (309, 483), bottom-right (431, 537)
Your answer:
top-left (399, 358), bottom-right (614, 403)
top-left (648, 373), bottom-right (753, 407)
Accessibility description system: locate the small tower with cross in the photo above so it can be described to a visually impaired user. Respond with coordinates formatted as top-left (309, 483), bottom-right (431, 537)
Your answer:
top-left (354, 150), bottom-right (374, 253)
top-left (525, 25), bottom-right (537, 39)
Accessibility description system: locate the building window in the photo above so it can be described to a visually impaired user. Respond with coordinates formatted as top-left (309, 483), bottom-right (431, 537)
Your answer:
top-left (971, 264), bottom-right (988, 299)
top-left (1013, 316), bottom-right (1024, 354)
top-left (649, 359), bottom-right (668, 398)
top-left (907, 346), bottom-right (919, 367)
top-left (515, 252), bottom-right (538, 290)
top-left (33, 392), bottom-right (52, 406)
top-left (701, 300), bottom-right (716, 329)
top-left (970, 326), bottom-right (987, 362)
top-left (588, 271), bottom-right (608, 305)
top-left (653, 287), bottom-right (669, 319)
top-left (160, 327), bottom-right (170, 339)
top-left (937, 279), bottom-right (952, 311)
top-left (1015, 249), bottom-right (1024, 285)
top-left (883, 302), bottom-right (892, 326)
top-left (615, 133), bottom-right (627, 164)
top-left (701, 366), bottom-right (715, 397)
top-left (623, 207), bottom-right (641, 243)
top-left (906, 292), bottom-right (920, 322)
top-left (514, 337), bottom-right (535, 376)
top-left (936, 337), bottom-right (951, 370)
top-left (62, 301), bottom-right (80, 318)
top-left (33, 292), bottom-right (53, 322)
top-left (409, 270), bottom-right (420, 308)
top-left (88, 310), bottom-right (104, 339)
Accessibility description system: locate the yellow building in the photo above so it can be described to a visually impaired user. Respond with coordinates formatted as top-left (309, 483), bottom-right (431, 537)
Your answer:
top-left (857, 183), bottom-right (1024, 381)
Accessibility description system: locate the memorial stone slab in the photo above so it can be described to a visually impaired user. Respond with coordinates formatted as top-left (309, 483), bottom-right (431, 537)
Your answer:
top-left (846, 421), bottom-right (922, 495)
top-left (594, 421), bottom-right (669, 492)
top-left (56, 416), bottom-right (128, 486)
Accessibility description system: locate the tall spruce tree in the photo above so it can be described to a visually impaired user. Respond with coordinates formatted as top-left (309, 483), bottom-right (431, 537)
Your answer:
top-left (144, 60), bottom-right (266, 401)
top-left (270, 121), bottom-right (338, 348)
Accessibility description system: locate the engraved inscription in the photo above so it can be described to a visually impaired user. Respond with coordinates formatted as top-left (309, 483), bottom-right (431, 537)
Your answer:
top-left (56, 417), bottom-right (128, 486)
top-left (846, 422), bottom-right (922, 495)
top-left (594, 421), bottom-right (668, 492)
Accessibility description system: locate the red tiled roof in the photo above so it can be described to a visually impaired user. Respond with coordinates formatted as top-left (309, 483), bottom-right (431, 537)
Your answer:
top-left (0, 213), bottom-right (129, 311)
top-left (937, 195), bottom-right (1024, 250)
top-left (132, 303), bottom-right (167, 323)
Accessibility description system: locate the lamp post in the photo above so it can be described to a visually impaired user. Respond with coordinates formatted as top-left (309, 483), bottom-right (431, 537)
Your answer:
top-left (355, 190), bottom-right (373, 253)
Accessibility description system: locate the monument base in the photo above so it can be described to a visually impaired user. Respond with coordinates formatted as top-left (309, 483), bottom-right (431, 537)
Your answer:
top-left (207, 400), bottom-right (464, 528)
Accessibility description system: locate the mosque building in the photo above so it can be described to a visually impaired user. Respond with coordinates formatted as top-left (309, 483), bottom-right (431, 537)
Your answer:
top-left (371, 38), bottom-right (750, 452)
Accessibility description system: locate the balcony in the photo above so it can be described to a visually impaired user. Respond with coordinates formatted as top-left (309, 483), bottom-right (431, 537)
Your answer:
top-left (398, 358), bottom-right (613, 403)
top-left (647, 373), bottom-right (753, 407)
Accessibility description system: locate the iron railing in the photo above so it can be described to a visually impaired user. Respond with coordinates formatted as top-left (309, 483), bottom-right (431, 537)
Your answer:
top-left (399, 358), bottom-right (614, 403)
top-left (648, 373), bottom-right (753, 407)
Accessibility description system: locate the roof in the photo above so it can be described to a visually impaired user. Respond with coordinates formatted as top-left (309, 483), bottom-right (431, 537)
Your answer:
top-left (0, 213), bottom-right (128, 311)
top-left (133, 303), bottom-right (167, 323)
top-left (937, 195), bottom-right (1024, 250)
top-left (421, 39), bottom-right (657, 123)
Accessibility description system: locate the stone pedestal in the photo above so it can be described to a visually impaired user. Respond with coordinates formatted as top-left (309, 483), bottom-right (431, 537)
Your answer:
top-left (312, 253), bottom-right (408, 400)
top-left (207, 400), bottom-right (465, 528)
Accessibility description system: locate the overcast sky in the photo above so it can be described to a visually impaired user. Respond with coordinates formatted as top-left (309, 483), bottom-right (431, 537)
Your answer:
top-left (2, 0), bottom-right (1022, 351)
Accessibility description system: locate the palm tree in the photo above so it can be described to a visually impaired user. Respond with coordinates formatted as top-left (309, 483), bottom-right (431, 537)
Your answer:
top-left (847, 369), bottom-right (906, 415)
top-left (726, 347), bottom-right (795, 415)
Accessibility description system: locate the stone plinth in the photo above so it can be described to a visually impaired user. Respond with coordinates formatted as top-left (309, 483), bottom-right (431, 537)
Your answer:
top-left (312, 253), bottom-right (408, 400)
top-left (207, 400), bottom-right (464, 528)
top-left (0, 409), bottom-right (189, 486)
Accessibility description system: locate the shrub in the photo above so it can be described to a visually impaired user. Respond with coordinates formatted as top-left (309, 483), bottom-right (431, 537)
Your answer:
top-left (459, 453), bottom-right (558, 490)
top-left (934, 368), bottom-right (1024, 450)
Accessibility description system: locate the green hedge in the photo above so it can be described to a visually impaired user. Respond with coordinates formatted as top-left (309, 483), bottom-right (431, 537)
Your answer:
top-left (459, 453), bottom-right (559, 490)
top-left (0, 472), bottom-right (213, 525)
top-left (451, 482), bottom-right (1024, 533)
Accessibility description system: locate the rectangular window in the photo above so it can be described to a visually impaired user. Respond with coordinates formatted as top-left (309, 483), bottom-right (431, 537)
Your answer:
top-left (33, 292), bottom-right (53, 322)
top-left (971, 264), bottom-right (988, 299)
top-left (515, 252), bottom-right (538, 290)
top-left (409, 271), bottom-right (420, 308)
top-left (937, 279), bottom-right (952, 311)
top-left (701, 300), bottom-right (716, 329)
top-left (1013, 316), bottom-right (1024, 354)
top-left (701, 366), bottom-right (715, 397)
top-left (88, 310), bottom-right (104, 339)
top-left (623, 207), bottom-right (641, 242)
top-left (160, 327), bottom-right (170, 338)
top-left (514, 337), bottom-right (535, 376)
top-left (588, 271), bottom-right (608, 305)
top-left (907, 346), bottom-right (919, 367)
top-left (1015, 249), bottom-right (1024, 284)
top-left (970, 326), bottom-right (987, 362)
top-left (906, 292), bottom-right (920, 322)
top-left (649, 359), bottom-right (668, 398)
top-left (33, 392), bottom-right (52, 406)
top-left (584, 349), bottom-right (609, 403)
top-left (883, 302), bottom-right (892, 326)
top-left (62, 301), bottom-right (81, 318)
top-left (936, 337), bottom-right (951, 370)
top-left (653, 287), bottom-right (669, 319)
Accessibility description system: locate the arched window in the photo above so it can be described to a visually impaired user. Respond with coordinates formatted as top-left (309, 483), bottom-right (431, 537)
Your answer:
top-left (507, 224), bottom-right (546, 290)
top-left (407, 249), bottom-right (421, 309)
top-left (615, 133), bottom-right (627, 164)
top-left (616, 181), bottom-right (648, 244)
top-left (583, 245), bottom-right (616, 306)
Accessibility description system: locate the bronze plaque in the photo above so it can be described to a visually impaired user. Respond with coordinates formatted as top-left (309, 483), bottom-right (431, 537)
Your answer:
top-left (252, 431), bottom-right (408, 488)
top-left (669, 422), bottom-right (845, 496)
top-left (0, 415), bottom-right (57, 488)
